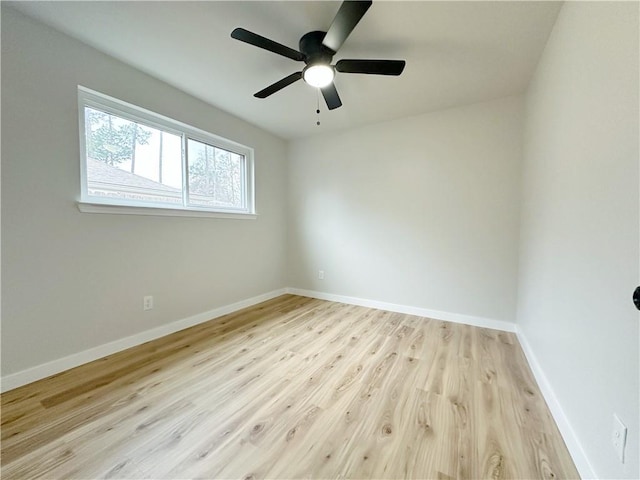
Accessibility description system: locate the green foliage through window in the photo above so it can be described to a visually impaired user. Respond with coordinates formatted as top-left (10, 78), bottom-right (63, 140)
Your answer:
top-left (85, 108), bottom-right (152, 167)
top-left (188, 139), bottom-right (244, 208)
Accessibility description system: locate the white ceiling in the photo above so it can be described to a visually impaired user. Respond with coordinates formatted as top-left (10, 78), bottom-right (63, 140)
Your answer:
top-left (9, 1), bottom-right (562, 140)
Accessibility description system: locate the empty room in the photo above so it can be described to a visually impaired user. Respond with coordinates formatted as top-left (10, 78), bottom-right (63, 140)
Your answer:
top-left (1, 1), bottom-right (638, 479)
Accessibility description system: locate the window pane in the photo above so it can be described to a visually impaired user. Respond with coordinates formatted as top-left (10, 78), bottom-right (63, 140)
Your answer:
top-left (85, 107), bottom-right (183, 205)
top-left (187, 138), bottom-right (245, 210)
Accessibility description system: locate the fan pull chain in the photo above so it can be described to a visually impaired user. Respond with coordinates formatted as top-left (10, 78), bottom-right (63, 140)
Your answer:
top-left (316, 89), bottom-right (321, 126)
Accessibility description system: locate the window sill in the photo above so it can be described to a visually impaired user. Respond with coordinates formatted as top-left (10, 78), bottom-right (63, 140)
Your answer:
top-left (77, 202), bottom-right (257, 220)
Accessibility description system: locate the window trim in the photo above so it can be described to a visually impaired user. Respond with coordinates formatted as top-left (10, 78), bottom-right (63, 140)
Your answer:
top-left (76, 202), bottom-right (257, 220)
top-left (77, 86), bottom-right (256, 217)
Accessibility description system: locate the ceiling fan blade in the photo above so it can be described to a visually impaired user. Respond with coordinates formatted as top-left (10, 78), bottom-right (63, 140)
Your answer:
top-left (254, 72), bottom-right (303, 98)
top-left (322, 0), bottom-right (372, 53)
top-left (321, 82), bottom-right (342, 110)
top-left (231, 28), bottom-right (305, 62)
top-left (335, 59), bottom-right (406, 75)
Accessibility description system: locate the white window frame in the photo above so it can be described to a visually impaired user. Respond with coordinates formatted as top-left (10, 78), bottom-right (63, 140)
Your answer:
top-left (77, 86), bottom-right (256, 219)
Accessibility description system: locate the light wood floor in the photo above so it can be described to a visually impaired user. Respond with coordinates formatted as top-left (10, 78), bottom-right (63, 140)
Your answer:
top-left (1, 295), bottom-right (579, 479)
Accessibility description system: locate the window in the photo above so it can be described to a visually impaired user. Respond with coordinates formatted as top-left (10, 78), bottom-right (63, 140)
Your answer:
top-left (78, 87), bottom-right (255, 217)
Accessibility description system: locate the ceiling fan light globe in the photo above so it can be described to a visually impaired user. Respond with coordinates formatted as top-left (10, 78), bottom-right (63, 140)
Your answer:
top-left (303, 64), bottom-right (335, 88)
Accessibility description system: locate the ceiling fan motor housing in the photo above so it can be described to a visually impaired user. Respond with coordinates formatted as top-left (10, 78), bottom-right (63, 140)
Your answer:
top-left (299, 31), bottom-right (335, 65)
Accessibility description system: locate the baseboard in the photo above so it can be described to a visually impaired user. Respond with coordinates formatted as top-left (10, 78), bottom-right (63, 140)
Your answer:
top-left (0, 288), bottom-right (287, 393)
top-left (1, 286), bottom-right (595, 478)
top-left (285, 287), bottom-right (516, 333)
top-left (288, 287), bottom-right (593, 476)
top-left (516, 326), bottom-right (597, 479)
top-left (0, 287), bottom-right (518, 393)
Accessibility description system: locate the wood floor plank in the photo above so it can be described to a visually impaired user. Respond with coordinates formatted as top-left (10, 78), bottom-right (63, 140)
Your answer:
top-left (1, 295), bottom-right (580, 479)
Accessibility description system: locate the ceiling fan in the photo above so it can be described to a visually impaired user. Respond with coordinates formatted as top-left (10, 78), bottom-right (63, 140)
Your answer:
top-left (231, 0), bottom-right (405, 110)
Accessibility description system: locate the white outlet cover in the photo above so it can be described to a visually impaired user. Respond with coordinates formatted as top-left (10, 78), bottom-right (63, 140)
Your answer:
top-left (612, 414), bottom-right (627, 463)
top-left (143, 295), bottom-right (154, 311)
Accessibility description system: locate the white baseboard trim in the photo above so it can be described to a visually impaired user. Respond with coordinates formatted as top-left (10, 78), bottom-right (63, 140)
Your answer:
top-left (0, 287), bottom-right (517, 393)
top-left (290, 287), bottom-right (594, 476)
top-left (516, 326), bottom-right (597, 479)
top-left (0, 288), bottom-right (287, 393)
top-left (1, 285), bottom-right (594, 479)
top-left (285, 287), bottom-right (516, 333)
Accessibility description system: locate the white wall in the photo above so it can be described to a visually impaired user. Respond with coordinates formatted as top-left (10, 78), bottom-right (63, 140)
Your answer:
top-left (517, 2), bottom-right (639, 479)
top-left (3, 4), bottom-right (639, 478)
top-left (1, 8), bottom-right (288, 377)
top-left (288, 96), bottom-right (524, 323)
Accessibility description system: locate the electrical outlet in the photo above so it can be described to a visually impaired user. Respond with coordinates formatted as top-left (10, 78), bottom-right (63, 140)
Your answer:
top-left (612, 414), bottom-right (627, 463)
top-left (318, 270), bottom-right (325, 280)
top-left (143, 295), bottom-right (154, 311)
